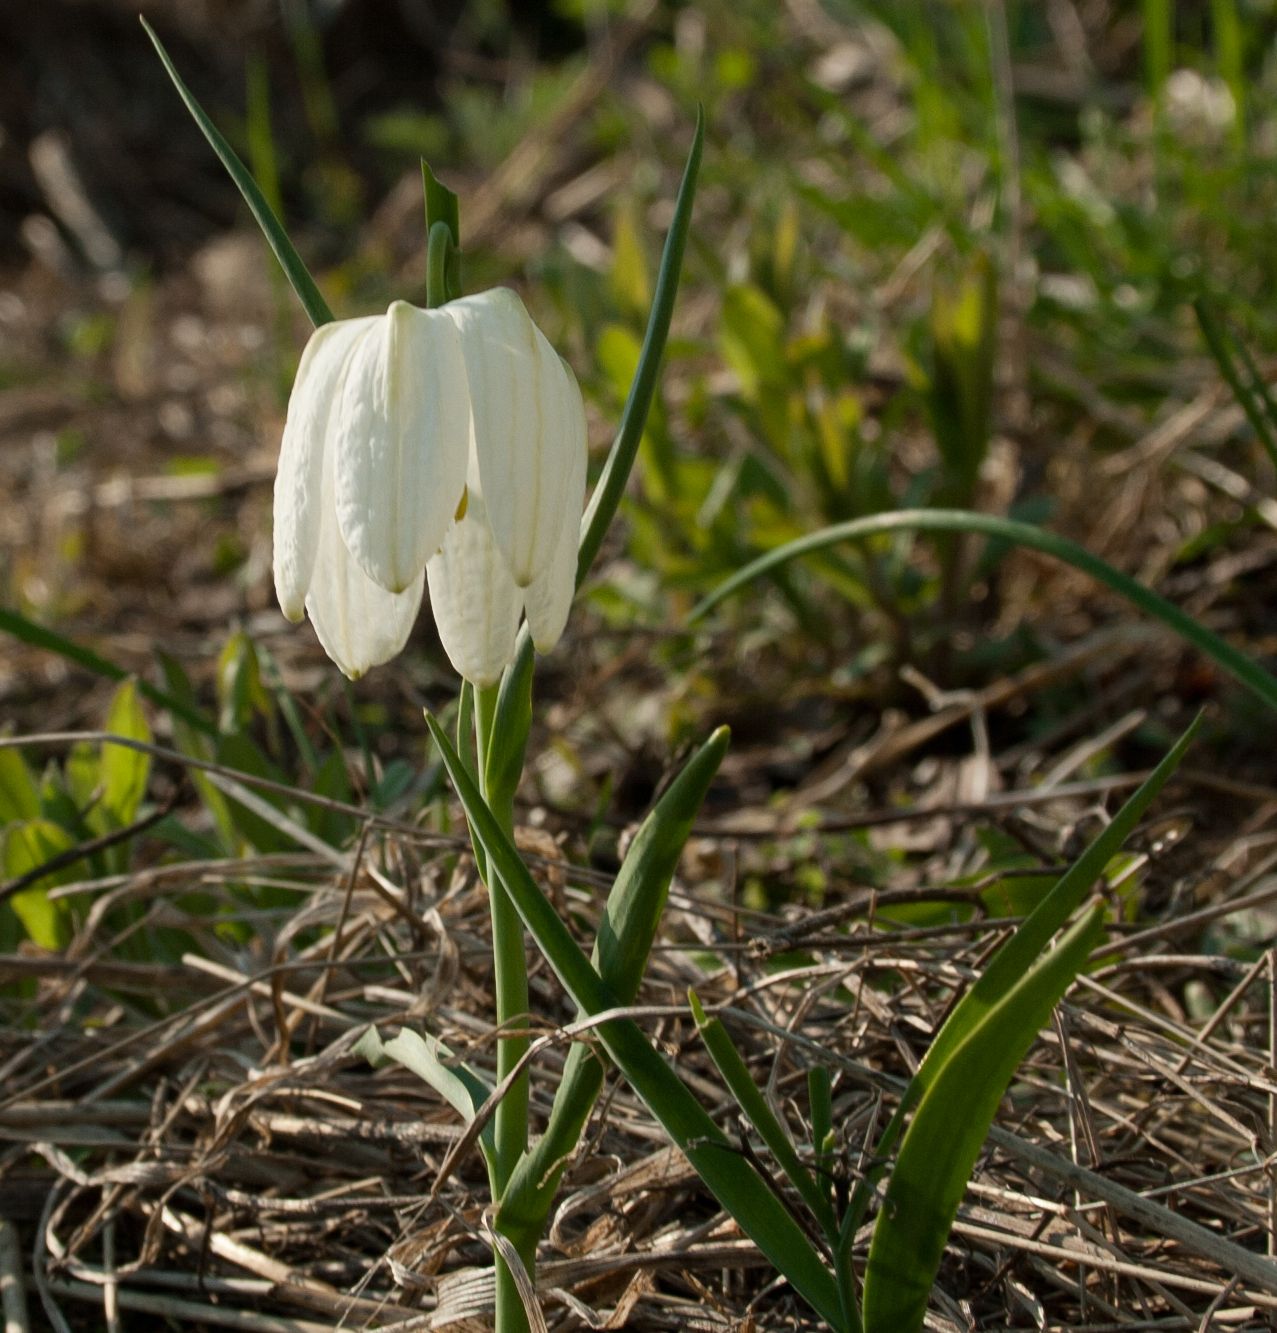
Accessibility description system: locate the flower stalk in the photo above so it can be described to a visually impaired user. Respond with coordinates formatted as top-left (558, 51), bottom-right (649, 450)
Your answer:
top-left (149, 27), bottom-right (705, 1322)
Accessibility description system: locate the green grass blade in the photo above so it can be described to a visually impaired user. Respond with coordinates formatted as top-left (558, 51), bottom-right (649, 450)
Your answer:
top-left (1143, 0), bottom-right (1172, 100)
top-left (499, 725), bottom-right (732, 1240)
top-left (0, 608), bottom-right (215, 736)
top-left (689, 509), bottom-right (1277, 714)
top-left (142, 17), bottom-right (334, 329)
top-left (862, 903), bottom-right (1104, 1332)
top-left (425, 712), bottom-right (847, 1330)
top-left (576, 108), bottom-right (703, 588)
top-left (808, 1068), bottom-right (833, 1165)
top-left (689, 990), bottom-right (840, 1243)
top-left (1194, 297), bottom-right (1277, 474)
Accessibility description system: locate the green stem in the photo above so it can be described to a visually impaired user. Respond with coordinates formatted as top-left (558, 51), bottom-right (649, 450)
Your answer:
top-left (475, 682), bottom-right (532, 1333)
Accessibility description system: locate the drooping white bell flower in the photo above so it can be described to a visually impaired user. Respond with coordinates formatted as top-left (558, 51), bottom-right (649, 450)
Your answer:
top-left (272, 289), bottom-right (587, 684)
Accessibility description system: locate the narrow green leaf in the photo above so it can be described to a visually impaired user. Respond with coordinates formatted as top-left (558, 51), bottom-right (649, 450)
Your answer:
top-left (141, 17), bottom-right (334, 329)
top-left (596, 726), bottom-right (729, 998)
top-left (689, 510), bottom-right (1277, 714)
top-left (576, 107), bottom-right (704, 588)
top-left (0, 608), bottom-right (214, 735)
top-left (840, 715), bottom-right (1201, 1253)
top-left (100, 679), bottom-right (152, 829)
top-left (422, 162), bottom-right (460, 249)
top-left (1195, 298), bottom-right (1277, 475)
top-left (914, 713), bottom-right (1200, 1087)
top-left (499, 725), bottom-right (731, 1240)
top-left (862, 903), bottom-right (1104, 1332)
top-left (357, 1026), bottom-right (495, 1169)
top-left (423, 160), bottom-right (461, 308)
top-left (425, 713), bottom-right (847, 1330)
top-left (690, 990), bottom-right (839, 1242)
top-left (809, 1067), bottom-right (833, 1163)
top-left (484, 639), bottom-right (534, 812)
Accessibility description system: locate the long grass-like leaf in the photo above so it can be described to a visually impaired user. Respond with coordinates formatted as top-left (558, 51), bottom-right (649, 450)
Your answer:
top-left (915, 711), bottom-right (1199, 1083)
top-left (142, 17), bottom-right (334, 329)
top-left (689, 509), bottom-right (1277, 713)
top-left (0, 608), bottom-right (215, 736)
top-left (1195, 297), bottom-right (1277, 474)
top-left (425, 713), bottom-right (847, 1330)
top-left (576, 108), bottom-right (704, 588)
top-left (689, 990), bottom-right (840, 1243)
top-left (839, 712), bottom-right (1201, 1257)
top-left (861, 902), bottom-right (1104, 1332)
top-left (498, 726), bottom-right (731, 1242)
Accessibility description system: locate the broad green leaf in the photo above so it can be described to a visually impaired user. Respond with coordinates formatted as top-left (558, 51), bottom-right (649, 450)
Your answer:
top-left (689, 989), bottom-right (839, 1242)
top-left (720, 283), bottom-right (786, 402)
top-left (3, 820), bottom-right (76, 949)
top-left (309, 748), bottom-right (355, 846)
top-left (357, 1026), bottom-right (494, 1170)
top-left (0, 747), bottom-right (40, 825)
top-left (426, 713), bottom-right (847, 1331)
top-left (690, 511), bottom-right (1277, 714)
top-left (142, 17), bottom-right (334, 329)
top-left (498, 726), bottom-right (732, 1243)
top-left (101, 679), bottom-right (152, 829)
top-left (861, 903), bottom-right (1103, 1332)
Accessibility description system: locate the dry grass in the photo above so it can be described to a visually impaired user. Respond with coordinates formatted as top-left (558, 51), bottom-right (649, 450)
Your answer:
top-left (0, 730), bottom-right (1274, 1329)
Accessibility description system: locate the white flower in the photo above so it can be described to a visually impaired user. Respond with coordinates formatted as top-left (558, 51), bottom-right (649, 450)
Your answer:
top-left (273, 289), bottom-right (587, 684)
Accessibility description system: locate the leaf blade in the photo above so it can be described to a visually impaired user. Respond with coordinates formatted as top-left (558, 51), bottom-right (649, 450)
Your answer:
top-left (142, 17), bottom-right (334, 329)
top-left (861, 903), bottom-right (1104, 1332)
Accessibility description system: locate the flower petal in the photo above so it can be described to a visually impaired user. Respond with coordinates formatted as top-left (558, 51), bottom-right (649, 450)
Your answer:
top-left (426, 488), bottom-right (522, 688)
top-left (273, 317), bottom-right (378, 620)
top-left (336, 301), bottom-right (470, 594)
top-left (305, 399), bottom-right (424, 680)
top-left (522, 363), bottom-right (587, 652)
top-left (449, 288), bottom-right (586, 587)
